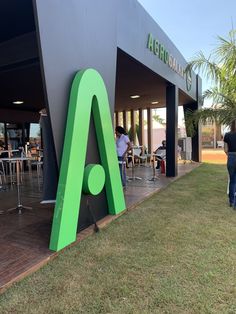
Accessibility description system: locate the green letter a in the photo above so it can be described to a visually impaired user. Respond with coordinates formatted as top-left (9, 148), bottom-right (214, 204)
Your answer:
top-left (49, 69), bottom-right (126, 251)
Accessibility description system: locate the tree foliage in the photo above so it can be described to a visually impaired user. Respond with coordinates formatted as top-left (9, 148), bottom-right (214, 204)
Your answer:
top-left (185, 29), bottom-right (236, 136)
top-left (153, 114), bottom-right (164, 124)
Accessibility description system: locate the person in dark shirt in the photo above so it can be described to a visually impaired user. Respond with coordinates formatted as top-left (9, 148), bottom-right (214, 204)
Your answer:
top-left (153, 140), bottom-right (166, 170)
top-left (224, 121), bottom-right (236, 208)
top-left (0, 141), bottom-right (8, 158)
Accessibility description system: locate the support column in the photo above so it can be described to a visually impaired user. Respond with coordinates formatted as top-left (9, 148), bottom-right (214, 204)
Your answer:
top-left (166, 84), bottom-right (178, 177)
top-left (147, 108), bottom-right (153, 154)
top-left (183, 102), bottom-right (201, 162)
top-left (115, 111), bottom-right (119, 129)
top-left (123, 110), bottom-right (128, 131)
top-left (118, 111), bottom-right (122, 126)
top-left (138, 109), bottom-right (144, 146)
top-left (183, 75), bottom-right (202, 162)
top-left (130, 110), bottom-right (136, 144)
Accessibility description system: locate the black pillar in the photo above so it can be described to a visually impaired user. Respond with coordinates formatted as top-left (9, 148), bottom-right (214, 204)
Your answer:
top-left (40, 114), bottom-right (59, 201)
top-left (130, 110), bottom-right (136, 144)
top-left (166, 84), bottom-right (178, 177)
top-left (115, 112), bottom-right (119, 128)
top-left (147, 108), bottom-right (153, 154)
top-left (183, 75), bottom-right (202, 162)
top-left (138, 109), bottom-right (144, 146)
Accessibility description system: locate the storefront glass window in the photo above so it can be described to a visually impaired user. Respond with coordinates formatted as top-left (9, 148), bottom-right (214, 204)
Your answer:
top-left (6, 123), bottom-right (22, 150)
top-left (29, 123), bottom-right (41, 149)
top-left (0, 123), bottom-right (5, 147)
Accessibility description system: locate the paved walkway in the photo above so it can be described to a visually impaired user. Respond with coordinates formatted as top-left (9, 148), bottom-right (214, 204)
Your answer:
top-left (202, 148), bottom-right (226, 164)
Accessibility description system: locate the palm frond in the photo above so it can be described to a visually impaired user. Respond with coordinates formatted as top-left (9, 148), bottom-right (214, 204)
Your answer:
top-left (186, 51), bottom-right (222, 84)
top-left (185, 28), bottom-right (236, 137)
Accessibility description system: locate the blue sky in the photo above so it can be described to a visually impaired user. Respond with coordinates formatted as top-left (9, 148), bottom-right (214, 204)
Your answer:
top-left (137, 0), bottom-right (236, 123)
top-left (137, 0), bottom-right (236, 93)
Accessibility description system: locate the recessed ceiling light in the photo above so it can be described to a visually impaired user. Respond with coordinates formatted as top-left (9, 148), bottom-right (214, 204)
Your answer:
top-left (13, 100), bottom-right (24, 104)
top-left (130, 95), bottom-right (140, 99)
top-left (151, 101), bottom-right (159, 104)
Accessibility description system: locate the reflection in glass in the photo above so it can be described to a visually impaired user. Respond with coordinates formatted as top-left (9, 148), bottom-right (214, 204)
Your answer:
top-left (29, 123), bottom-right (41, 153)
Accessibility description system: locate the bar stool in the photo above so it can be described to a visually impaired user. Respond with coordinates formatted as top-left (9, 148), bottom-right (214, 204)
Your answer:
top-left (36, 160), bottom-right (43, 177)
top-left (127, 153), bottom-right (142, 181)
top-left (7, 159), bottom-right (17, 185)
top-left (0, 159), bottom-right (6, 189)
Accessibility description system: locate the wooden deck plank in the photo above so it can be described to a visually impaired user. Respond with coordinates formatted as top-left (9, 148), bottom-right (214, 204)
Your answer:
top-left (0, 163), bottom-right (198, 293)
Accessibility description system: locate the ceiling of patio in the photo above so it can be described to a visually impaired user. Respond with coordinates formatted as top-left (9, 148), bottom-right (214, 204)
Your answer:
top-left (0, 0), bottom-right (44, 115)
top-left (0, 0), bottom-right (34, 43)
top-left (0, 0), bottom-right (193, 118)
top-left (115, 49), bottom-right (193, 112)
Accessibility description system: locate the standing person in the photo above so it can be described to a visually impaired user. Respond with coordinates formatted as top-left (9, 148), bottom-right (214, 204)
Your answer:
top-left (115, 126), bottom-right (132, 187)
top-left (224, 122), bottom-right (236, 208)
top-left (153, 140), bottom-right (166, 171)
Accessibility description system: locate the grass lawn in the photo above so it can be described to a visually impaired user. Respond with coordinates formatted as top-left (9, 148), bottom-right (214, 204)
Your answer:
top-left (1, 163), bottom-right (236, 313)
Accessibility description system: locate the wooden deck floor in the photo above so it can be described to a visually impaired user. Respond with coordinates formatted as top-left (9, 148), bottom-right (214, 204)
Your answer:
top-left (0, 162), bottom-right (199, 292)
top-left (0, 175), bottom-right (53, 291)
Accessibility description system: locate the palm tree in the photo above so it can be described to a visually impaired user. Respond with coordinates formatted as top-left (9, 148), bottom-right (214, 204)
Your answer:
top-left (153, 114), bottom-right (164, 124)
top-left (185, 29), bottom-right (236, 136)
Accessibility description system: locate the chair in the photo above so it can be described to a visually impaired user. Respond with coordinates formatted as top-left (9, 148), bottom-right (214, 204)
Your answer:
top-left (30, 150), bottom-right (43, 178)
top-left (36, 160), bottom-right (43, 177)
top-left (6, 159), bottom-right (16, 185)
top-left (0, 159), bottom-right (6, 189)
top-left (155, 155), bottom-right (166, 174)
top-left (132, 146), bottom-right (147, 166)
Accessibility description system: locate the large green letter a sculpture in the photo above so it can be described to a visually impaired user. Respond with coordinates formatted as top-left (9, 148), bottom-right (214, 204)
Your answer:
top-left (50, 69), bottom-right (126, 251)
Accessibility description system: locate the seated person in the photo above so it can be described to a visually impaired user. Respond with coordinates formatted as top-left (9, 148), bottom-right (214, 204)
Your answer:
top-left (0, 140), bottom-right (5, 152)
top-left (153, 140), bottom-right (166, 170)
top-left (16, 143), bottom-right (25, 157)
top-left (0, 143), bottom-right (12, 158)
top-left (29, 138), bottom-right (40, 153)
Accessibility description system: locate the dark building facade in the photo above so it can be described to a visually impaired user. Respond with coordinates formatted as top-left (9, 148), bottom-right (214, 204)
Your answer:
top-left (0, 0), bottom-right (201, 250)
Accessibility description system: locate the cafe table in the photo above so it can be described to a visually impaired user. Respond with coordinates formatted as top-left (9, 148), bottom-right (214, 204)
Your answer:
top-left (1, 157), bottom-right (32, 214)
